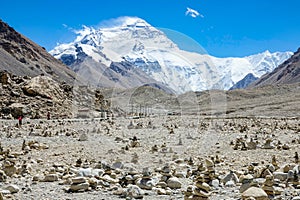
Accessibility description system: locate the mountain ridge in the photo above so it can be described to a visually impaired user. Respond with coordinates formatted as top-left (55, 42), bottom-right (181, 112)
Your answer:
top-left (0, 19), bottom-right (77, 84)
top-left (251, 48), bottom-right (300, 87)
top-left (50, 16), bottom-right (292, 93)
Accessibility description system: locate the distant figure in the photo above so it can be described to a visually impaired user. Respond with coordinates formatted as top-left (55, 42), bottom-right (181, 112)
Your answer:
top-left (18, 116), bottom-right (23, 127)
top-left (47, 112), bottom-right (50, 120)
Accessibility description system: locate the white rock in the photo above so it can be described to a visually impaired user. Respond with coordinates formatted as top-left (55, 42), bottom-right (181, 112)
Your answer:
top-left (225, 180), bottom-right (236, 187)
top-left (112, 161), bottom-right (124, 169)
top-left (77, 168), bottom-right (104, 177)
top-left (211, 179), bottom-right (220, 188)
top-left (167, 177), bottom-right (182, 189)
top-left (273, 172), bottom-right (287, 181)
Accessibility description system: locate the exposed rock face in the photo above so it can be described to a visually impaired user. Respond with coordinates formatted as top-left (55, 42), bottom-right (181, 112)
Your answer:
top-left (0, 71), bottom-right (110, 119)
top-left (22, 76), bottom-right (64, 100)
top-left (0, 20), bottom-right (77, 84)
top-left (230, 73), bottom-right (259, 90)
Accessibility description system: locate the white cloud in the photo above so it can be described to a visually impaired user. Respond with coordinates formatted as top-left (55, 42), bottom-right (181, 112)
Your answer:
top-left (185, 7), bottom-right (204, 18)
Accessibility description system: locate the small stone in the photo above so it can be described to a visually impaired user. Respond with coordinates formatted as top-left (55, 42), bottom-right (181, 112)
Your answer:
top-left (193, 188), bottom-right (211, 197)
top-left (72, 177), bottom-right (87, 184)
top-left (78, 133), bottom-right (88, 141)
top-left (156, 187), bottom-right (167, 195)
top-left (124, 175), bottom-right (133, 181)
top-left (43, 174), bottom-right (59, 182)
top-left (222, 171), bottom-right (239, 183)
top-left (112, 161), bottom-right (123, 169)
top-left (211, 179), bottom-right (220, 188)
top-left (32, 175), bottom-right (43, 182)
top-left (102, 175), bottom-right (119, 184)
top-left (225, 180), bottom-right (236, 187)
top-left (196, 182), bottom-right (211, 192)
top-left (240, 174), bottom-right (254, 183)
top-left (4, 184), bottom-right (20, 193)
top-left (273, 172), bottom-right (287, 181)
top-left (69, 182), bottom-right (89, 192)
top-left (167, 177), bottom-right (182, 189)
top-left (126, 184), bottom-right (144, 199)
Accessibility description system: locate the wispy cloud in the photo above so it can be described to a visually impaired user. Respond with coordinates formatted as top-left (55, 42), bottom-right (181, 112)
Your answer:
top-left (185, 7), bottom-right (204, 18)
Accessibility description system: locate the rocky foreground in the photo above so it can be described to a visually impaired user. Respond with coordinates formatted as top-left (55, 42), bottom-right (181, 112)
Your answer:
top-left (0, 115), bottom-right (299, 200)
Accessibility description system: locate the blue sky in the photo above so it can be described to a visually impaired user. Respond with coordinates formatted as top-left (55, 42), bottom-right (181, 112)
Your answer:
top-left (1, 0), bottom-right (300, 57)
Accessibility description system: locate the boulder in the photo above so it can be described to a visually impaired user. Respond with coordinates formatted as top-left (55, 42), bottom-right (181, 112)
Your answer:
top-left (22, 75), bottom-right (63, 101)
top-left (167, 177), bottom-right (182, 189)
top-left (242, 187), bottom-right (269, 200)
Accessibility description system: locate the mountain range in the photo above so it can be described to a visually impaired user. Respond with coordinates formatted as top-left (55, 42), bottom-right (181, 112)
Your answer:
top-left (251, 47), bottom-right (300, 87)
top-left (50, 17), bottom-right (292, 93)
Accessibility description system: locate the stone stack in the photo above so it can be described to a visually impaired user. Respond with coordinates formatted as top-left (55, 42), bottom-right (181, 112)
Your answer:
top-left (247, 138), bottom-right (258, 150)
top-left (184, 159), bottom-right (216, 199)
top-left (160, 163), bottom-right (173, 183)
top-left (240, 174), bottom-right (256, 193)
top-left (271, 155), bottom-right (279, 170)
top-left (262, 139), bottom-right (275, 149)
top-left (136, 168), bottom-right (156, 190)
top-left (193, 174), bottom-right (212, 199)
top-left (42, 167), bottom-right (59, 182)
top-left (2, 160), bottom-right (17, 177)
top-left (69, 177), bottom-right (90, 192)
top-left (262, 175), bottom-right (275, 196)
top-left (203, 159), bottom-right (217, 183)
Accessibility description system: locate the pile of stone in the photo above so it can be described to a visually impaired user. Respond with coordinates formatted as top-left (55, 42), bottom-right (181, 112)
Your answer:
top-left (184, 159), bottom-right (217, 199)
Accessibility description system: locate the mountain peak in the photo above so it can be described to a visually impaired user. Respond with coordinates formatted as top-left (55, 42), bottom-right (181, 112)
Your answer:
top-left (117, 16), bottom-right (150, 28)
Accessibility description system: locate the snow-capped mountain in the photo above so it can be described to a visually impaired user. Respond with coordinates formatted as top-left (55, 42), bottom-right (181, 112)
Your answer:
top-left (50, 16), bottom-right (293, 93)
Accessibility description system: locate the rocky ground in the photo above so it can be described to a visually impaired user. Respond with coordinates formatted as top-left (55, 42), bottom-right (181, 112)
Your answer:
top-left (0, 115), bottom-right (299, 200)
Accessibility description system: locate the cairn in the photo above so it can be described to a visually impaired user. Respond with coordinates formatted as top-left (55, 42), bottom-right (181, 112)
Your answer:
top-left (271, 155), bottom-right (279, 170)
top-left (262, 175), bottom-right (275, 196)
top-left (68, 177), bottom-right (89, 192)
top-left (185, 159), bottom-right (215, 199)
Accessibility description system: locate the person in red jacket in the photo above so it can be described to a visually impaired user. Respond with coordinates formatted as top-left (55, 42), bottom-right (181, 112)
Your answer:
top-left (18, 116), bottom-right (23, 127)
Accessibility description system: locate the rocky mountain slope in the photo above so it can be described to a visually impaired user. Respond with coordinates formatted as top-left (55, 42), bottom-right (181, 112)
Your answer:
top-left (0, 71), bottom-right (110, 119)
top-left (50, 17), bottom-right (292, 93)
top-left (0, 20), bottom-right (77, 84)
top-left (230, 73), bottom-right (258, 90)
top-left (252, 48), bottom-right (300, 87)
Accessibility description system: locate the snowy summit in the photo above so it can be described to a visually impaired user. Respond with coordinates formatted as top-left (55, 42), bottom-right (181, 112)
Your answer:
top-left (50, 17), bottom-right (293, 93)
